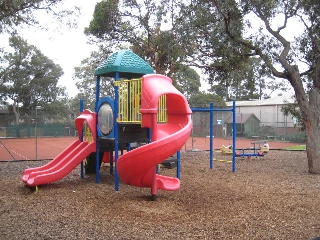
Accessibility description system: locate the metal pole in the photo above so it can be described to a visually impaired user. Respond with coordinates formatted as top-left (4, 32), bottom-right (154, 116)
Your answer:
top-left (35, 106), bottom-right (41, 160)
top-left (80, 99), bottom-right (84, 179)
top-left (209, 102), bottom-right (214, 169)
top-left (36, 108), bottom-right (38, 160)
top-left (176, 150), bottom-right (181, 179)
top-left (95, 76), bottom-right (101, 183)
top-left (232, 101), bottom-right (236, 172)
top-left (114, 72), bottom-right (120, 191)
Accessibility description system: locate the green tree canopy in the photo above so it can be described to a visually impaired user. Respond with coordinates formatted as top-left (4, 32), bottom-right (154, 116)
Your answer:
top-left (0, 35), bottom-right (66, 134)
top-left (175, 0), bottom-right (286, 101)
top-left (188, 92), bottom-right (226, 108)
top-left (85, 0), bottom-right (281, 101)
top-left (171, 66), bottom-right (201, 100)
top-left (84, 0), bottom-right (190, 79)
top-left (73, 51), bottom-right (115, 110)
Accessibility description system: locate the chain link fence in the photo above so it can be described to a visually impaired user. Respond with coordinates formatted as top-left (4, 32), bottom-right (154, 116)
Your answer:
top-left (191, 111), bottom-right (305, 142)
top-left (0, 111), bottom-right (77, 138)
top-left (1, 123), bottom-right (77, 138)
top-left (0, 110), bottom-right (305, 142)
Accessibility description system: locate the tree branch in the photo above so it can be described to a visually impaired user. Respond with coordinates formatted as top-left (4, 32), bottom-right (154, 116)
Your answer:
top-left (213, 2), bottom-right (289, 79)
top-left (254, 8), bottom-right (292, 73)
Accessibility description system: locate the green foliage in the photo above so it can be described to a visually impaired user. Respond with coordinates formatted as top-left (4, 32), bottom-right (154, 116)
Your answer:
top-left (281, 102), bottom-right (304, 130)
top-left (170, 0), bottom-right (320, 171)
top-left (0, 35), bottom-right (64, 102)
top-left (175, 0), bottom-right (278, 101)
top-left (285, 132), bottom-right (306, 143)
top-left (85, 0), bottom-right (190, 77)
top-left (0, 35), bottom-right (68, 129)
top-left (73, 51), bottom-right (115, 110)
top-left (188, 93), bottom-right (226, 108)
top-left (41, 99), bottom-right (73, 124)
top-left (171, 66), bottom-right (201, 100)
top-left (84, 0), bottom-right (120, 38)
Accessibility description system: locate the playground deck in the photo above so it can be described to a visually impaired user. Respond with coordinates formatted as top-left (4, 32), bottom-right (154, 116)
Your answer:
top-left (0, 136), bottom-right (300, 161)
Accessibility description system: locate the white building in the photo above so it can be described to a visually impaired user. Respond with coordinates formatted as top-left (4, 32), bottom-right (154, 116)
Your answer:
top-left (226, 95), bottom-right (300, 137)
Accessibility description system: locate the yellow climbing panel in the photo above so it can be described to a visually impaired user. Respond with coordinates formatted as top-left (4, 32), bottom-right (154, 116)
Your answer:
top-left (115, 78), bottom-right (167, 123)
top-left (84, 122), bottom-right (93, 143)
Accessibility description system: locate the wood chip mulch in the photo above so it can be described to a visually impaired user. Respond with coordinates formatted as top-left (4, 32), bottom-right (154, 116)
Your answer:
top-left (1, 150), bottom-right (320, 239)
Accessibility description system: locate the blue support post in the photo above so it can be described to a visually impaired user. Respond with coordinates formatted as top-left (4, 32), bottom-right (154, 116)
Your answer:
top-left (209, 102), bottom-right (214, 169)
top-left (109, 151), bottom-right (113, 174)
top-left (232, 101), bottom-right (236, 172)
top-left (176, 150), bottom-right (181, 179)
top-left (114, 72), bottom-right (120, 191)
top-left (80, 99), bottom-right (84, 179)
top-left (95, 76), bottom-right (101, 183)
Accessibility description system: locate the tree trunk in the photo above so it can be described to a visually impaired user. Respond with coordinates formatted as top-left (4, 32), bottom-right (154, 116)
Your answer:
top-left (12, 101), bottom-right (21, 138)
top-left (291, 60), bottom-right (320, 174)
top-left (304, 87), bottom-right (320, 174)
top-left (299, 54), bottom-right (320, 174)
top-left (305, 54), bottom-right (320, 174)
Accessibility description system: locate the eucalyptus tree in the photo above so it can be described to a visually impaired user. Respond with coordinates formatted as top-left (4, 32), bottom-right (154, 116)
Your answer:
top-left (73, 51), bottom-right (115, 110)
top-left (0, 35), bottom-right (65, 136)
top-left (188, 92), bottom-right (226, 108)
top-left (174, 0), bottom-right (282, 101)
top-left (178, 0), bottom-right (320, 173)
top-left (222, 57), bottom-right (289, 101)
top-left (84, 0), bottom-right (190, 78)
top-left (171, 66), bottom-right (201, 100)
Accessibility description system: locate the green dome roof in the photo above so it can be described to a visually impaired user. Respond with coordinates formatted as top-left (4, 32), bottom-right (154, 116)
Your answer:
top-left (94, 50), bottom-right (154, 78)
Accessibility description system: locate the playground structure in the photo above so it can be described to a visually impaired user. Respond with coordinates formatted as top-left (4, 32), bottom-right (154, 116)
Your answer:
top-left (22, 50), bottom-right (192, 199)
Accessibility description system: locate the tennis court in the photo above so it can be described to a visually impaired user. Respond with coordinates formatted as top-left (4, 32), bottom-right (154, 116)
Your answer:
top-left (0, 136), bottom-right (300, 161)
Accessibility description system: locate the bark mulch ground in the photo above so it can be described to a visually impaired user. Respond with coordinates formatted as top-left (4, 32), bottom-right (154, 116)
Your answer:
top-left (1, 149), bottom-right (319, 239)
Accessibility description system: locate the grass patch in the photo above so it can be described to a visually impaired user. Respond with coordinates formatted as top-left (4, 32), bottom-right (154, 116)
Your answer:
top-left (282, 145), bottom-right (306, 151)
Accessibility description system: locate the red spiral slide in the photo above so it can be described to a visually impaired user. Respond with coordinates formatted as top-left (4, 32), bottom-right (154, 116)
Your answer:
top-left (117, 74), bottom-right (192, 196)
